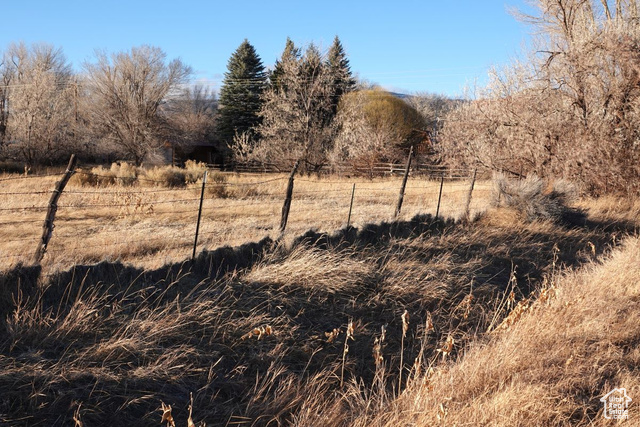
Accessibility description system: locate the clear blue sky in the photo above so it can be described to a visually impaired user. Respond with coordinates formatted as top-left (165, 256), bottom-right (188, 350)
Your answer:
top-left (1, 0), bottom-right (536, 97)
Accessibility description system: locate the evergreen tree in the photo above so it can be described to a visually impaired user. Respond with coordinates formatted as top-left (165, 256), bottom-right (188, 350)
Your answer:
top-left (216, 39), bottom-right (266, 146)
top-left (300, 44), bottom-right (334, 129)
top-left (326, 36), bottom-right (356, 116)
top-left (249, 43), bottom-right (335, 172)
top-left (270, 37), bottom-right (300, 91)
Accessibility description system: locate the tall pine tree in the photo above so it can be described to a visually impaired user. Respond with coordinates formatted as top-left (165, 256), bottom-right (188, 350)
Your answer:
top-left (269, 37), bottom-right (300, 92)
top-left (326, 36), bottom-right (356, 116)
top-left (216, 39), bottom-right (266, 147)
top-left (301, 43), bottom-right (334, 129)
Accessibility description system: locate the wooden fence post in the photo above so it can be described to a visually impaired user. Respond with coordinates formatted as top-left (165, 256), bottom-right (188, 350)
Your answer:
top-left (280, 160), bottom-right (300, 234)
top-left (462, 168), bottom-right (477, 222)
top-left (394, 146), bottom-right (414, 219)
top-left (34, 154), bottom-right (77, 265)
top-left (347, 183), bottom-right (356, 228)
top-left (192, 170), bottom-right (208, 260)
top-left (435, 173), bottom-right (444, 219)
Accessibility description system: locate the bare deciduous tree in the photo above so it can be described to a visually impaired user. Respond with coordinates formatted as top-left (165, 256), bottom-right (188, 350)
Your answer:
top-left (0, 51), bottom-right (14, 148)
top-left (441, 0), bottom-right (640, 195)
top-left (162, 84), bottom-right (217, 151)
top-left (405, 92), bottom-right (459, 143)
top-left (239, 44), bottom-right (335, 172)
top-left (2, 43), bottom-right (75, 165)
top-left (82, 45), bottom-right (191, 165)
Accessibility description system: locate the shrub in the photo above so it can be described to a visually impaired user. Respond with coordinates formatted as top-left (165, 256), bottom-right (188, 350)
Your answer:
top-left (69, 163), bottom-right (139, 187)
top-left (109, 162), bottom-right (138, 186)
top-left (493, 174), bottom-right (578, 223)
top-left (71, 168), bottom-right (98, 186)
top-left (208, 171), bottom-right (227, 184)
top-left (143, 166), bottom-right (187, 188)
top-left (205, 173), bottom-right (229, 198)
top-left (184, 160), bottom-right (207, 184)
top-left (71, 165), bottom-right (113, 186)
top-left (0, 161), bottom-right (27, 174)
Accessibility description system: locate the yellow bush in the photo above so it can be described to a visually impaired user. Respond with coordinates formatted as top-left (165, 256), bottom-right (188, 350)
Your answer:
top-left (142, 166), bottom-right (187, 188)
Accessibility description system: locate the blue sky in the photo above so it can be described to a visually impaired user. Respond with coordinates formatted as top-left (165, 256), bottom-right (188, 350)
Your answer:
top-left (1, 0), bottom-right (535, 97)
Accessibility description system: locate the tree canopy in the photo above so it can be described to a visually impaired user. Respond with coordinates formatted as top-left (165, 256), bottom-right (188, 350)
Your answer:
top-left (270, 37), bottom-right (300, 92)
top-left (1, 42), bottom-right (75, 166)
top-left (440, 0), bottom-right (640, 195)
top-left (234, 43), bottom-right (336, 171)
top-left (326, 36), bottom-right (356, 116)
top-left (331, 90), bottom-right (426, 169)
top-left (216, 39), bottom-right (267, 147)
top-left (83, 45), bottom-right (191, 165)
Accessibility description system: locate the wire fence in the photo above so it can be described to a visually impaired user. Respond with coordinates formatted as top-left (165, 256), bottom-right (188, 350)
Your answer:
top-left (0, 162), bottom-right (494, 270)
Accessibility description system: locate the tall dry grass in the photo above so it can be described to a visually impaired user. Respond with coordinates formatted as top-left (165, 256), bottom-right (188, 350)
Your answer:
top-left (0, 167), bottom-right (491, 273)
top-left (331, 235), bottom-right (640, 426)
top-left (0, 189), bottom-right (636, 425)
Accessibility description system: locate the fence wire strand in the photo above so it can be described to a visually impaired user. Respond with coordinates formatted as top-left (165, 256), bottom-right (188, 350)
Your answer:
top-left (1, 167), bottom-right (488, 268)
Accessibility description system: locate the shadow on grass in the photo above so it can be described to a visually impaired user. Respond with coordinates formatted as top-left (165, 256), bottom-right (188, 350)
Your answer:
top-left (0, 208), bottom-right (636, 426)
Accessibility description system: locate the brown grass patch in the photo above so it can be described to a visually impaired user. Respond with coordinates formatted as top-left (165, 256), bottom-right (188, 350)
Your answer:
top-left (245, 246), bottom-right (375, 294)
top-left (0, 172), bottom-right (491, 273)
top-left (0, 171), bottom-right (637, 426)
top-left (342, 236), bottom-right (640, 426)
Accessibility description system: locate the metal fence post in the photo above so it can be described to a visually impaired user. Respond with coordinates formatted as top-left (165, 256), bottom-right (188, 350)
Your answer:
top-left (192, 170), bottom-right (208, 260)
top-left (435, 173), bottom-right (444, 219)
top-left (347, 183), bottom-right (356, 227)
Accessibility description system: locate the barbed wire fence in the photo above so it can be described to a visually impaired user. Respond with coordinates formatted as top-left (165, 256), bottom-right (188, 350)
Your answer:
top-left (0, 155), bottom-right (493, 270)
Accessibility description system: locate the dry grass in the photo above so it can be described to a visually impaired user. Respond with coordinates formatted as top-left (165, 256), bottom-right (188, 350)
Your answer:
top-left (335, 235), bottom-right (640, 426)
top-left (244, 246), bottom-right (375, 294)
top-left (0, 167), bottom-right (638, 426)
top-left (0, 169), bottom-right (491, 273)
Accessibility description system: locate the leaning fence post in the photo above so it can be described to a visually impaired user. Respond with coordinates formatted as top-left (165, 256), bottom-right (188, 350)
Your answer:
top-left (435, 173), bottom-right (444, 219)
top-left (192, 170), bottom-right (208, 260)
top-left (280, 160), bottom-right (300, 234)
top-left (462, 168), bottom-right (477, 222)
top-left (347, 183), bottom-right (356, 228)
top-left (394, 145), bottom-right (414, 219)
top-left (34, 154), bottom-right (77, 265)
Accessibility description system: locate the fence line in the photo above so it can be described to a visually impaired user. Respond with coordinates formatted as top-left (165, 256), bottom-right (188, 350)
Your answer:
top-left (56, 198), bottom-right (202, 209)
top-left (0, 163), bottom-right (491, 269)
top-left (0, 172), bottom-right (64, 182)
top-left (0, 206), bottom-right (50, 212)
top-left (0, 219), bottom-right (44, 226)
top-left (0, 190), bottom-right (52, 196)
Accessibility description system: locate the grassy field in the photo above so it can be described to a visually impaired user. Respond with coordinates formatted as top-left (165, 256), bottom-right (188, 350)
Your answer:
top-left (0, 167), bottom-right (490, 273)
top-left (0, 168), bottom-right (638, 426)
